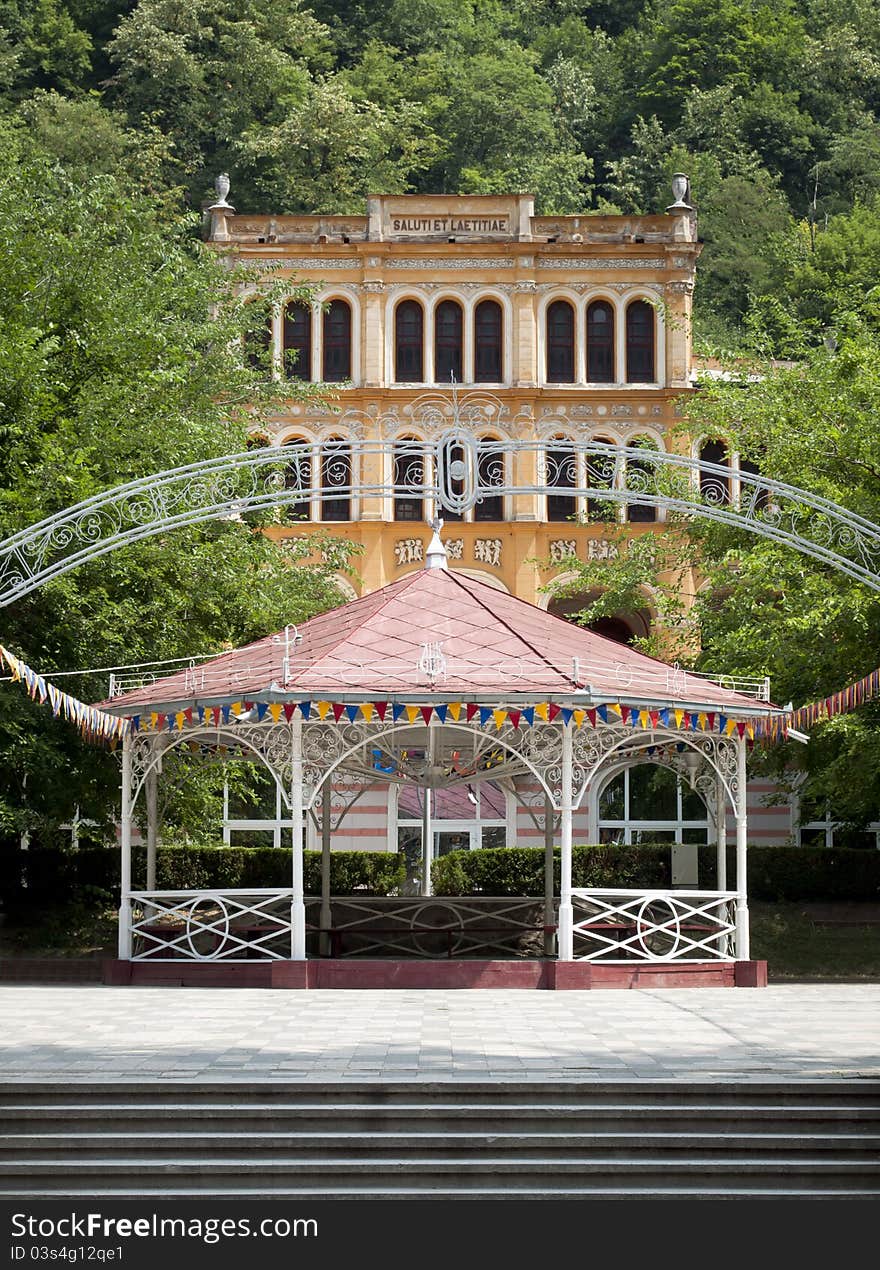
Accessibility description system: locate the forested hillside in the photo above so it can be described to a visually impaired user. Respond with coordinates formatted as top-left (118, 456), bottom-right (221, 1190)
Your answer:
top-left (2, 0), bottom-right (879, 350)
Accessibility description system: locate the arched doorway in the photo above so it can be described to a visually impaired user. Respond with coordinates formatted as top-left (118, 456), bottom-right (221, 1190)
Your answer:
top-left (547, 591), bottom-right (651, 647)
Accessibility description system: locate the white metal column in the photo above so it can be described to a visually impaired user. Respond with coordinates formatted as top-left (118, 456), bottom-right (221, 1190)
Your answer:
top-left (715, 772), bottom-right (727, 891)
top-left (734, 735), bottom-right (750, 959)
top-left (145, 766), bottom-right (158, 892)
top-left (117, 732), bottom-right (133, 960)
top-left (290, 718), bottom-right (306, 959)
top-left (421, 787), bottom-right (433, 897)
top-left (557, 723), bottom-right (574, 961)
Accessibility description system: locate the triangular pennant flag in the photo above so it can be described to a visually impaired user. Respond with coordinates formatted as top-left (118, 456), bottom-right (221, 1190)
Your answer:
top-left (674, 709), bottom-right (684, 728)
top-left (157, 712), bottom-right (168, 729)
top-left (560, 708), bottom-right (573, 726)
top-left (420, 706), bottom-right (433, 725)
top-left (522, 707), bottom-right (535, 727)
top-left (492, 709), bottom-right (507, 730)
top-left (406, 705), bottom-right (420, 724)
top-left (184, 708), bottom-right (193, 725)
top-left (345, 705), bottom-right (360, 723)
top-left (283, 704), bottom-right (296, 721)
top-left (707, 712), bottom-right (715, 731)
top-left (638, 710), bottom-right (649, 728)
top-left (231, 701), bottom-right (243, 718)
top-left (360, 703), bottom-right (374, 723)
top-left (697, 712), bottom-right (708, 731)
top-left (535, 702), bottom-right (549, 722)
top-left (197, 706), bottom-right (205, 724)
top-left (649, 710), bottom-right (659, 727)
top-left (718, 714), bottom-right (727, 733)
top-left (256, 703), bottom-right (268, 721)
top-left (572, 709), bottom-right (585, 728)
top-left (660, 708), bottom-right (670, 726)
top-left (268, 703), bottom-right (282, 722)
top-left (150, 713), bottom-right (159, 730)
top-left (332, 703), bottom-right (346, 722)
top-left (479, 706), bottom-right (493, 726)
top-left (434, 704), bottom-right (448, 724)
top-left (392, 703), bottom-right (406, 722)
top-left (131, 715), bottom-right (140, 732)
top-left (317, 701), bottom-right (332, 721)
top-left (298, 701), bottom-right (311, 720)
top-left (587, 708), bottom-right (597, 728)
top-left (508, 710), bottom-right (521, 730)
top-left (221, 706), bottom-right (231, 724)
top-left (446, 702), bottom-right (461, 722)
top-left (596, 704), bottom-right (608, 724)
top-left (725, 718), bottom-right (737, 736)
top-left (609, 703), bottom-right (622, 718)
top-left (466, 703), bottom-right (479, 721)
top-left (736, 721), bottom-right (746, 737)
top-left (374, 702), bottom-right (388, 721)
top-left (548, 704), bottom-right (561, 722)
top-left (620, 706), bottom-right (630, 725)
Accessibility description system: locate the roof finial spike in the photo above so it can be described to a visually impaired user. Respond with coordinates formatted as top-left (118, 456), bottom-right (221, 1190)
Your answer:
top-left (425, 516), bottom-right (448, 570)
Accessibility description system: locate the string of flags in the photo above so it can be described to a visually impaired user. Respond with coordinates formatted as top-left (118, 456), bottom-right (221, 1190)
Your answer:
top-left (0, 646), bottom-right (130, 745)
top-left (788, 665), bottom-right (880, 732)
top-left (126, 697), bottom-right (771, 741)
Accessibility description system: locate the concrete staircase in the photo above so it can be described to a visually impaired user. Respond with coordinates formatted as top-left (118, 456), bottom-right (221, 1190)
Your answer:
top-left (1, 1080), bottom-right (878, 1198)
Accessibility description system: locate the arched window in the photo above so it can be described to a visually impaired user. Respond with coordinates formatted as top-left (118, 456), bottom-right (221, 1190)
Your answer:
top-left (434, 299), bottom-right (463, 383)
top-left (546, 437), bottom-right (577, 522)
top-left (474, 299), bottom-right (503, 382)
top-left (245, 308), bottom-right (273, 374)
top-left (626, 435), bottom-right (658, 523)
top-left (598, 764), bottom-right (709, 845)
top-left (283, 437), bottom-right (312, 522)
top-left (699, 439), bottom-right (731, 505)
top-left (475, 438), bottom-right (503, 521)
top-left (395, 301), bottom-right (424, 382)
top-left (546, 300), bottom-right (575, 382)
top-left (283, 303), bottom-right (311, 381)
top-left (587, 435), bottom-right (617, 522)
top-left (393, 436), bottom-right (424, 521)
top-left (322, 300), bottom-right (352, 382)
top-left (321, 438), bottom-right (350, 522)
top-left (587, 301), bottom-right (615, 383)
top-left (626, 301), bottom-right (655, 382)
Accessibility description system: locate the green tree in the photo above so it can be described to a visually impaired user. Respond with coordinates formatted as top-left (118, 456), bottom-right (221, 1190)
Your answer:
top-left (0, 125), bottom-right (352, 840)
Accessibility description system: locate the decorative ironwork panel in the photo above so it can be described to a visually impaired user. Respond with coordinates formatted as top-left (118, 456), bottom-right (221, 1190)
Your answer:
top-left (130, 889), bottom-right (295, 961)
top-left (569, 888), bottom-right (737, 962)
top-left (3, 418), bottom-right (880, 604)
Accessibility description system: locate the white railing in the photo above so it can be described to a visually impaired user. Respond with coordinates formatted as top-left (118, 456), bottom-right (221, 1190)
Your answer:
top-left (570, 889), bottom-right (738, 962)
top-left (129, 889), bottom-right (294, 961)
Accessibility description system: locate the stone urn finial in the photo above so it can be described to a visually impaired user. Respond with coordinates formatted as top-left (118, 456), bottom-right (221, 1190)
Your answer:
top-left (213, 172), bottom-right (232, 208)
top-left (667, 172), bottom-right (692, 212)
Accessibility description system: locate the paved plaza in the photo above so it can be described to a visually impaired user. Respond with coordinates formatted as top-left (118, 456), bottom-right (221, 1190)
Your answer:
top-left (0, 983), bottom-right (878, 1081)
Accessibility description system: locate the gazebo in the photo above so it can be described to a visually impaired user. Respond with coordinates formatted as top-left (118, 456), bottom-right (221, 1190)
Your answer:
top-left (101, 528), bottom-right (774, 989)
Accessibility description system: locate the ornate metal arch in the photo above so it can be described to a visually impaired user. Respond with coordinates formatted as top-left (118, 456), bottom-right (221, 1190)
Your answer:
top-left (130, 725), bottom-right (294, 809)
top-left (3, 420), bottom-right (880, 605)
top-left (302, 720), bottom-right (565, 811)
top-left (571, 727), bottom-right (740, 812)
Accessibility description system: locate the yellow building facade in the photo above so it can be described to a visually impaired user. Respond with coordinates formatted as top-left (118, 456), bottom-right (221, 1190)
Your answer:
top-left (209, 188), bottom-right (702, 642)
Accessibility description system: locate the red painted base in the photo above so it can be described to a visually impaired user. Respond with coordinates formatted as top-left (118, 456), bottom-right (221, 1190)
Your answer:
top-left (103, 958), bottom-right (768, 990)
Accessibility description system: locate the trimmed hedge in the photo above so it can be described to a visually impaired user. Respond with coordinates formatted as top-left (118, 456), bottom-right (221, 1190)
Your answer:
top-left (0, 845), bottom-right (405, 907)
top-left (3, 842), bottom-right (879, 910)
top-left (432, 844), bottom-right (880, 902)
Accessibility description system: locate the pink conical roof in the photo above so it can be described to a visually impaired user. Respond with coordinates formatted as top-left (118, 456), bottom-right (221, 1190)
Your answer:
top-left (101, 570), bottom-right (771, 714)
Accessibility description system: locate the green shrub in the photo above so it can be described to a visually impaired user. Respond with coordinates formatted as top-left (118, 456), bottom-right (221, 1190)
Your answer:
top-left (0, 844), bottom-right (405, 905)
top-left (433, 843), bottom-right (880, 900)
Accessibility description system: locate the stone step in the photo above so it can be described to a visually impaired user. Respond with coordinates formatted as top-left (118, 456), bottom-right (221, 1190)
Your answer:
top-left (3, 1130), bottom-right (878, 1157)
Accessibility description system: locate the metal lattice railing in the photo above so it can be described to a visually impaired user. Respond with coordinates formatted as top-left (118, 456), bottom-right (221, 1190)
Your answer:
top-left (570, 888), bottom-right (738, 962)
top-left (130, 889), bottom-right (295, 961)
